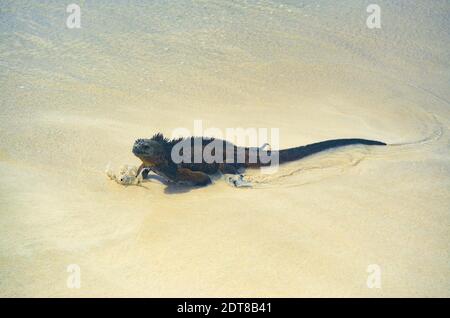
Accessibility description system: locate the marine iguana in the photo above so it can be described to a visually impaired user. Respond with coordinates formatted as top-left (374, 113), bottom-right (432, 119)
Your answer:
top-left (132, 133), bottom-right (386, 187)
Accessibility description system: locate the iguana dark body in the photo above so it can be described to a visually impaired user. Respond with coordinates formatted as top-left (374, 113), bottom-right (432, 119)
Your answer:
top-left (132, 133), bottom-right (386, 186)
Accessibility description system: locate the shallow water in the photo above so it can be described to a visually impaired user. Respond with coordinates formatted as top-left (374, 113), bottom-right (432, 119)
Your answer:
top-left (0, 0), bottom-right (449, 296)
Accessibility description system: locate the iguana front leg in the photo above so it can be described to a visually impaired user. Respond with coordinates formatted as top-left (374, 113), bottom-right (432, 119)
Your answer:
top-left (137, 164), bottom-right (211, 186)
top-left (136, 163), bottom-right (145, 177)
top-left (176, 168), bottom-right (212, 186)
top-left (136, 163), bottom-right (151, 179)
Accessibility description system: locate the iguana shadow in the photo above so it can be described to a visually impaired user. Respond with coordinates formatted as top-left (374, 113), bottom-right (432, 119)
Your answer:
top-left (142, 174), bottom-right (201, 194)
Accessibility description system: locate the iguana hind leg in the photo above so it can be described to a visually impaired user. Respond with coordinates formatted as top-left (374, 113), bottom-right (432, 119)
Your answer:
top-left (225, 174), bottom-right (252, 188)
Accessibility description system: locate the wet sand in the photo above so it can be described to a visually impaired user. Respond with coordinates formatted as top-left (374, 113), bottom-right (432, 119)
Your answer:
top-left (0, 1), bottom-right (449, 297)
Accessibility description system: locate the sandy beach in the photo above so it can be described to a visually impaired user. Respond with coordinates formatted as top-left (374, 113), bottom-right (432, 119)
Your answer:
top-left (0, 0), bottom-right (449, 297)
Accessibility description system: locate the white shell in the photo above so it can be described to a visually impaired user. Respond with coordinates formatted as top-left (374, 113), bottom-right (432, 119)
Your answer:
top-left (105, 164), bottom-right (141, 185)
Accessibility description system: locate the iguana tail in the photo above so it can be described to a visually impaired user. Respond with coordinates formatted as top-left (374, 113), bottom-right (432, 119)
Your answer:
top-left (278, 138), bottom-right (386, 164)
top-left (252, 138), bottom-right (386, 166)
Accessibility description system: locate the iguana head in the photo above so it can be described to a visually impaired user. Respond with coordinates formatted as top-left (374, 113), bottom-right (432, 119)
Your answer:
top-left (132, 138), bottom-right (167, 166)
